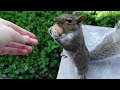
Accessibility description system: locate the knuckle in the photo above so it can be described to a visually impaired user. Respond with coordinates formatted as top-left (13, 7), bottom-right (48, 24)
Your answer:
top-left (0, 48), bottom-right (7, 55)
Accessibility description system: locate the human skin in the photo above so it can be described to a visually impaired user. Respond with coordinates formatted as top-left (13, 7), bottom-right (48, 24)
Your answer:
top-left (0, 18), bottom-right (38, 55)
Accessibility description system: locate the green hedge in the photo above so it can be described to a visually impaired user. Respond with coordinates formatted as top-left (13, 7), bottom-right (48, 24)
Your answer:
top-left (0, 11), bottom-right (120, 79)
top-left (0, 11), bottom-right (63, 79)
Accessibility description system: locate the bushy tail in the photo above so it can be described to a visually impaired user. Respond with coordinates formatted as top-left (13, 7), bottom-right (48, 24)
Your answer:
top-left (115, 20), bottom-right (120, 32)
top-left (90, 20), bottom-right (120, 61)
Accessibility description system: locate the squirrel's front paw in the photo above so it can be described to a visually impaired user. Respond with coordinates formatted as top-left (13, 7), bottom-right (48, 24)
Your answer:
top-left (48, 27), bottom-right (59, 39)
top-left (48, 27), bottom-right (53, 36)
top-left (60, 51), bottom-right (67, 58)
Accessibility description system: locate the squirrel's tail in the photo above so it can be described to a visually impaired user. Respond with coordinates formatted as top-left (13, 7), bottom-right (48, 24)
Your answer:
top-left (115, 20), bottom-right (120, 32)
top-left (90, 20), bottom-right (120, 61)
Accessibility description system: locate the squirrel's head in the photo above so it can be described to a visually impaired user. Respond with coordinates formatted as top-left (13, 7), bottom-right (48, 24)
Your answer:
top-left (54, 11), bottom-right (84, 33)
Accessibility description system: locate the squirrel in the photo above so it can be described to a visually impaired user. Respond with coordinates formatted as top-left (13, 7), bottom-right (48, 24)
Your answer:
top-left (48, 11), bottom-right (120, 79)
top-left (90, 20), bottom-right (120, 61)
top-left (48, 11), bottom-right (90, 79)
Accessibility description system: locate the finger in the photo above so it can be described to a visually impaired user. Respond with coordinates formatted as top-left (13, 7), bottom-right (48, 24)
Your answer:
top-left (0, 25), bottom-right (26, 47)
top-left (6, 28), bottom-right (38, 46)
top-left (23, 35), bottom-right (38, 45)
top-left (10, 30), bottom-right (37, 45)
top-left (0, 47), bottom-right (28, 55)
top-left (8, 27), bottom-right (26, 44)
top-left (5, 42), bottom-right (32, 52)
top-left (0, 18), bottom-right (36, 39)
top-left (26, 37), bottom-right (38, 45)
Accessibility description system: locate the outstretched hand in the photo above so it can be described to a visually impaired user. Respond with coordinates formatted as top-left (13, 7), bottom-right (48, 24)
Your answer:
top-left (0, 18), bottom-right (38, 55)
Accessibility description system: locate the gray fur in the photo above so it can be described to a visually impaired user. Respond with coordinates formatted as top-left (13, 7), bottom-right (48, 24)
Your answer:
top-left (90, 20), bottom-right (120, 61)
top-left (48, 12), bottom-right (120, 78)
top-left (48, 12), bottom-right (90, 79)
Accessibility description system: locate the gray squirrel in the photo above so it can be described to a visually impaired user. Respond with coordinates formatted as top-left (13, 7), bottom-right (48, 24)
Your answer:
top-left (48, 11), bottom-right (89, 79)
top-left (48, 11), bottom-right (120, 79)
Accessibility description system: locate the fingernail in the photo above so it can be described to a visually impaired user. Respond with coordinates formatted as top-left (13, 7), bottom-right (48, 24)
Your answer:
top-left (26, 46), bottom-right (32, 52)
top-left (35, 40), bottom-right (38, 45)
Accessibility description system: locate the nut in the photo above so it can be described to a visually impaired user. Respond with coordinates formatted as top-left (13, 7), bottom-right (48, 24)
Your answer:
top-left (52, 24), bottom-right (63, 35)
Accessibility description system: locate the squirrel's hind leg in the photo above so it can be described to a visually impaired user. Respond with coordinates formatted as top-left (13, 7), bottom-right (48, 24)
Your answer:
top-left (80, 75), bottom-right (86, 79)
top-left (75, 67), bottom-right (87, 79)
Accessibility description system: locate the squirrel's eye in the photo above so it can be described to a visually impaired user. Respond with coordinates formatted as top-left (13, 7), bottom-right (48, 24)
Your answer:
top-left (65, 18), bottom-right (72, 23)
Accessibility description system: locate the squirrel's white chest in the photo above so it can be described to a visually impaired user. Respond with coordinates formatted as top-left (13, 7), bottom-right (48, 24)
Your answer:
top-left (60, 33), bottom-right (74, 43)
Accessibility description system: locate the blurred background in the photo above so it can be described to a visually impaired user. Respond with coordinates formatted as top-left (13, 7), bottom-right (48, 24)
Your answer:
top-left (0, 11), bottom-right (120, 79)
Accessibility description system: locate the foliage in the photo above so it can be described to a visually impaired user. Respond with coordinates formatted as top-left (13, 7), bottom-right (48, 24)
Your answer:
top-left (0, 11), bottom-right (62, 79)
top-left (95, 11), bottom-right (120, 27)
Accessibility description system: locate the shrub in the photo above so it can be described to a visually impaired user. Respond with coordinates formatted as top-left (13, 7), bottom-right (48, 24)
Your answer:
top-left (0, 11), bottom-right (62, 79)
top-left (95, 11), bottom-right (120, 27)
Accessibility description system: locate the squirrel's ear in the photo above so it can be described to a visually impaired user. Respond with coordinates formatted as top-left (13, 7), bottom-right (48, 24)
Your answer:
top-left (62, 11), bottom-right (67, 14)
top-left (76, 16), bottom-right (85, 24)
top-left (72, 11), bottom-right (77, 15)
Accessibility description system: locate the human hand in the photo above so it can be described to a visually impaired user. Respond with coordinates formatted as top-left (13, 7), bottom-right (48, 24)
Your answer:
top-left (0, 18), bottom-right (38, 55)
